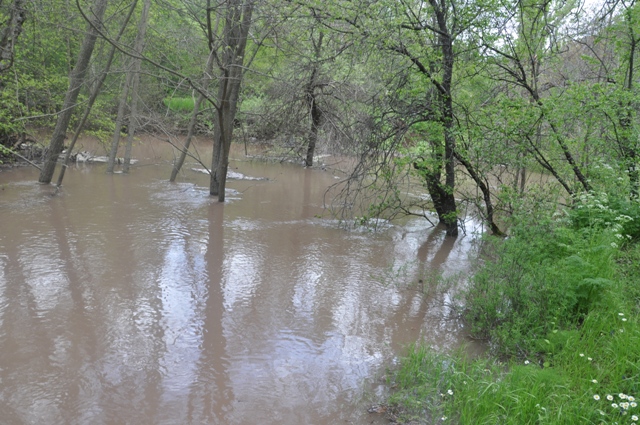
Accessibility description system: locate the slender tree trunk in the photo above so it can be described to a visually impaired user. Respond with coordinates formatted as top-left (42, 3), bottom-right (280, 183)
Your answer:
top-left (56, 0), bottom-right (138, 187)
top-left (0, 0), bottom-right (26, 73)
top-left (39, 0), bottom-right (109, 183)
top-left (620, 29), bottom-right (639, 198)
top-left (122, 72), bottom-right (139, 173)
top-left (454, 151), bottom-right (504, 235)
top-left (170, 95), bottom-right (205, 181)
top-left (107, 69), bottom-right (133, 173)
top-left (210, 0), bottom-right (253, 200)
top-left (123, 0), bottom-right (151, 173)
top-left (170, 53), bottom-right (216, 182)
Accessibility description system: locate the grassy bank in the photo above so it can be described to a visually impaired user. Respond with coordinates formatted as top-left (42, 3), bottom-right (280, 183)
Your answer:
top-left (387, 194), bottom-right (640, 424)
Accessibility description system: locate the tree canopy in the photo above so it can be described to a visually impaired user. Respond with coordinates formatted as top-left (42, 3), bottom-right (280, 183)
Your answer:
top-left (1, 0), bottom-right (639, 235)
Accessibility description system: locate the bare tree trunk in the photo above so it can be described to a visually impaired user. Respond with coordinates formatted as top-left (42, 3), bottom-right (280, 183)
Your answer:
top-left (454, 151), bottom-right (504, 235)
top-left (304, 32), bottom-right (324, 167)
top-left (107, 69), bottom-right (133, 173)
top-left (0, 0), bottom-right (26, 73)
top-left (210, 0), bottom-right (254, 200)
top-left (305, 72), bottom-right (322, 167)
top-left (620, 23), bottom-right (639, 198)
top-left (123, 0), bottom-right (151, 173)
top-left (38, 0), bottom-right (109, 184)
top-left (170, 54), bottom-right (216, 182)
top-left (56, 0), bottom-right (138, 187)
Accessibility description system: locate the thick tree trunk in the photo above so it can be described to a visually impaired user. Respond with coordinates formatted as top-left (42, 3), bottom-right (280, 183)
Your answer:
top-left (39, 0), bottom-right (108, 183)
top-left (432, 0), bottom-right (458, 237)
top-left (414, 160), bottom-right (458, 237)
top-left (304, 32), bottom-right (324, 167)
top-left (399, 0), bottom-right (459, 237)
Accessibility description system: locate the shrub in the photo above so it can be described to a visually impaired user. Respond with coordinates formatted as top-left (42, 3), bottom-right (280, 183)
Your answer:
top-left (463, 216), bottom-right (618, 359)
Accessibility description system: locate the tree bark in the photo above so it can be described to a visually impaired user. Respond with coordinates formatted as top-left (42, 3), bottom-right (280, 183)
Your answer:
top-left (56, 0), bottom-right (138, 187)
top-left (107, 69), bottom-right (133, 173)
top-left (123, 0), bottom-right (151, 173)
top-left (170, 53), bottom-right (216, 182)
top-left (210, 0), bottom-right (254, 201)
top-left (304, 32), bottom-right (324, 167)
top-left (429, 0), bottom-right (458, 237)
top-left (619, 21), bottom-right (639, 198)
top-left (454, 151), bottom-right (504, 235)
top-left (38, 0), bottom-right (109, 184)
top-left (0, 0), bottom-right (26, 73)
top-left (393, 0), bottom-right (459, 236)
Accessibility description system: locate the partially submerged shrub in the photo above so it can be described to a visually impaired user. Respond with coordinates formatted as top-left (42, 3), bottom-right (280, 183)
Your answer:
top-left (463, 214), bottom-right (619, 359)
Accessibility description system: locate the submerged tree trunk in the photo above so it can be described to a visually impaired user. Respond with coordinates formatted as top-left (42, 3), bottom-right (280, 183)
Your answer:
top-left (305, 74), bottom-right (322, 167)
top-left (304, 31), bottom-right (324, 167)
top-left (170, 95), bottom-right (205, 181)
top-left (123, 0), bottom-right (150, 173)
top-left (56, 0), bottom-right (138, 187)
top-left (393, 0), bottom-right (459, 236)
top-left (210, 0), bottom-right (254, 201)
top-left (430, 0), bottom-right (458, 237)
top-left (39, 0), bottom-right (108, 184)
top-left (454, 151), bottom-right (504, 235)
top-left (170, 53), bottom-right (216, 182)
top-left (107, 70), bottom-right (133, 173)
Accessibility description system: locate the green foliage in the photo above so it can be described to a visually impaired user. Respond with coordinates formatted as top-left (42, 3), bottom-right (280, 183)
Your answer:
top-left (389, 242), bottom-right (640, 424)
top-left (570, 191), bottom-right (640, 241)
top-left (0, 88), bottom-right (26, 137)
top-left (163, 97), bottom-right (196, 113)
top-left (463, 210), bottom-right (622, 359)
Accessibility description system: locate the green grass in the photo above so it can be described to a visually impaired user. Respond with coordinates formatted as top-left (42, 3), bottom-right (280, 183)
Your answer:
top-left (163, 96), bottom-right (196, 113)
top-left (389, 308), bottom-right (640, 424)
top-left (387, 203), bottom-right (640, 424)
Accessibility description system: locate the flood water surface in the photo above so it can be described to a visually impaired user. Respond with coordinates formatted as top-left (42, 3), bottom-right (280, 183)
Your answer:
top-left (0, 142), bottom-right (480, 424)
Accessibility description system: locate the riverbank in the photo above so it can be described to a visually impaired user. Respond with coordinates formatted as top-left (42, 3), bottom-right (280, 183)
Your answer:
top-left (385, 193), bottom-right (640, 424)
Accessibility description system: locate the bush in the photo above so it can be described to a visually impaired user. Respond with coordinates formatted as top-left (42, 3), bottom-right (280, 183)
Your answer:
top-left (570, 191), bottom-right (640, 241)
top-left (388, 242), bottom-right (640, 424)
top-left (463, 216), bottom-right (618, 359)
top-left (163, 96), bottom-right (196, 113)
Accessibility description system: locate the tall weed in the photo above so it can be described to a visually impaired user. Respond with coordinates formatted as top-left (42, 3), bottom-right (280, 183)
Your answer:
top-left (464, 217), bottom-right (617, 358)
top-left (387, 214), bottom-right (640, 424)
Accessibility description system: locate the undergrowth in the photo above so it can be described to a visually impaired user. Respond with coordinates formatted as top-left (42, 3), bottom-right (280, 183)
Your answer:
top-left (386, 194), bottom-right (640, 424)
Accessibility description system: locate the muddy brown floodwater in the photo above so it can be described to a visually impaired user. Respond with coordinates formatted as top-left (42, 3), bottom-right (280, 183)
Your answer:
top-left (0, 138), bottom-right (482, 425)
